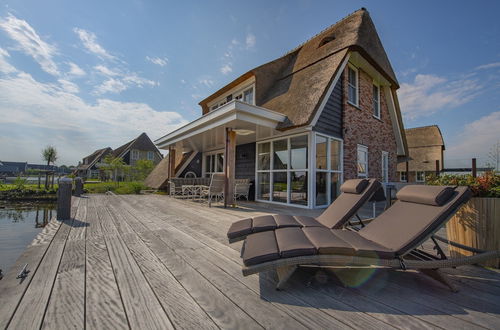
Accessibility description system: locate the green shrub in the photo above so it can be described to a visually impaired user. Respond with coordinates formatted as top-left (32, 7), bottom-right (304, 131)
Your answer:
top-left (426, 172), bottom-right (500, 198)
top-left (84, 181), bottom-right (145, 194)
top-left (14, 177), bottom-right (27, 190)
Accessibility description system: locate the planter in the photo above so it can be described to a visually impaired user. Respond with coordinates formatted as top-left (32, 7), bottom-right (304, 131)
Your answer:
top-left (446, 197), bottom-right (500, 268)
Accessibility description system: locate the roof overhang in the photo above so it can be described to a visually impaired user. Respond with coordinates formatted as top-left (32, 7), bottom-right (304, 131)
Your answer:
top-left (154, 100), bottom-right (287, 150)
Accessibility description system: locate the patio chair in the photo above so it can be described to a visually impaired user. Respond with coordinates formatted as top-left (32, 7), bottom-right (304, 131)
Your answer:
top-left (239, 185), bottom-right (500, 291)
top-left (234, 179), bottom-right (251, 201)
top-left (169, 179), bottom-right (183, 198)
top-left (227, 178), bottom-right (384, 243)
top-left (200, 173), bottom-right (225, 207)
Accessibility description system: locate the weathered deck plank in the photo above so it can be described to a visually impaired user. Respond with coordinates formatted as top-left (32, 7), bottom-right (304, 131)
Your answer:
top-left (3, 194), bottom-right (500, 330)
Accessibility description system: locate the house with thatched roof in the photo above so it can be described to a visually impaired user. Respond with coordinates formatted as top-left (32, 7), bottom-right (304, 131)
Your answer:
top-left (76, 133), bottom-right (163, 180)
top-left (396, 125), bottom-right (445, 183)
top-left (152, 8), bottom-right (408, 208)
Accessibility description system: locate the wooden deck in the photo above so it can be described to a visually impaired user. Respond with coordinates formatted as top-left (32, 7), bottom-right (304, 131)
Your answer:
top-left (1, 194), bottom-right (499, 329)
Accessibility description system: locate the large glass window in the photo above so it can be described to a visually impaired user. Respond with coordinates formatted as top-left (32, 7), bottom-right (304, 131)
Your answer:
top-left (256, 134), bottom-right (309, 206)
top-left (273, 139), bottom-right (288, 170)
top-left (257, 143), bottom-right (270, 170)
top-left (291, 135), bottom-right (308, 170)
top-left (348, 66), bottom-right (358, 106)
top-left (315, 134), bottom-right (343, 206)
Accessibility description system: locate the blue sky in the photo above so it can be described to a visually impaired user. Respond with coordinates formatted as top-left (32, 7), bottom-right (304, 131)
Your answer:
top-left (0, 0), bottom-right (499, 167)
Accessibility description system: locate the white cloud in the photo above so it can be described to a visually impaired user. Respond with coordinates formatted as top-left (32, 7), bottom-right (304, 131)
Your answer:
top-left (0, 14), bottom-right (59, 75)
top-left (220, 64), bottom-right (232, 75)
top-left (0, 48), bottom-right (17, 74)
top-left (67, 62), bottom-right (86, 76)
top-left (73, 27), bottom-right (114, 60)
top-left (398, 74), bottom-right (481, 120)
top-left (94, 64), bottom-right (119, 76)
top-left (198, 78), bottom-right (214, 87)
top-left (447, 111), bottom-right (500, 161)
top-left (0, 71), bottom-right (187, 164)
top-left (146, 56), bottom-right (168, 67)
top-left (94, 78), bottom-right (127, 94)
top-left (58, 79), bottom-right (79, 93)
top-left (475, 62), bottom-right (500, 70)
top-left (245, 33), bottom-right (256, 49)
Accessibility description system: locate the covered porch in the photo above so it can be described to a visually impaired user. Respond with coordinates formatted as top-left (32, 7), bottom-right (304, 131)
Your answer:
top-left (155, 100), bottom-right (345, 209)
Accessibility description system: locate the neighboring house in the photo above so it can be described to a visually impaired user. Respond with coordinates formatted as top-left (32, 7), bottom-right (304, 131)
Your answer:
top-left (397, 125), bottom-right (445, 183)
top-left (0, 161), bottom-right (28, 176)
top-left (76, 133), bottom-right (163, 180)
top-left (75, 147), bottom-right (113, 179)
top-left (153, 8), bottom-right (408, 208)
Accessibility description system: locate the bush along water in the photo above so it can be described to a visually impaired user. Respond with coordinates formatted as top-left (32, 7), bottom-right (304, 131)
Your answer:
top-left (426, 171), bottom-right (500, 198)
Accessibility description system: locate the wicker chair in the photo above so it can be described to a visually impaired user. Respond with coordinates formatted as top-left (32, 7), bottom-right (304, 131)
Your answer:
top-left (234, 179), bottom-right (251, 201)
top-left (200, 173), bottom-right (225, 207)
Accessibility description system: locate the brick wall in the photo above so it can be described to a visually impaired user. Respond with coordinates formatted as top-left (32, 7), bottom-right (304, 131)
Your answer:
top-left (342, 66), bottom-right (398, 181)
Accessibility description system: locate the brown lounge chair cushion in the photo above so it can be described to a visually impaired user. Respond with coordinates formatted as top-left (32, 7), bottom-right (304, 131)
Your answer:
top-left (396, 185), bottom-right (455, 206)
top-left (227, 214), bottom-right (322, 240)
top-left (227, 179), bottom-right (382, 240)
top-left (243, 227), bottom-right (395, 266)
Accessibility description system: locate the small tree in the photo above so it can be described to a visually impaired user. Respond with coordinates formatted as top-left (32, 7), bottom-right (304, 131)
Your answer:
top-left (487, 141), bottom-right (500, 172)
top-left (133, 159), bottom-right (154, 180)
top-left (42, 146), bottom-right (57, 189)
top-left (102, 155), bottom-right (126, 184)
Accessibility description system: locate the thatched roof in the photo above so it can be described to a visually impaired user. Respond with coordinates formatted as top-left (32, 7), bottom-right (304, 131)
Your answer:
top-left (77, 147), bottom-right (112, 170)
top-left (397, 125), bottom-right (445, 172)
top-left (144, 151), bottom-right (193, 189)
top-left (405, 125), bottom-right (445, 149)
top-left (113, 132), bottom-right (162, 159)
top-left (199, 8), bottom-right (399, 130)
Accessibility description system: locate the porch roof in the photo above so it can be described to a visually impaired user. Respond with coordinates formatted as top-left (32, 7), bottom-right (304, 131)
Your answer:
top-left (154, 100), bottom-right (287, 150)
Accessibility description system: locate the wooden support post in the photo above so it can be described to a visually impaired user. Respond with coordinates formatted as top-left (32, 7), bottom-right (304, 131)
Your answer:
top-left (168, 146), bottom-right (176, 178)
top-left (57, 178), bottom-right (72, 220)
top-left (405, 161), bottom-right (409, 182)
top-left (472, 158), bottom-right (477, 178)
top-left (224, 128), bottom-right (236, 208)
top-left (435, 159), bottom-right (440, 176)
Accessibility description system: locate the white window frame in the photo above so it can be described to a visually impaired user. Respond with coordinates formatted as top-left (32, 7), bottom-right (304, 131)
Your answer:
top-left (147, 151), bottom-right (154, 161)
top-left (400, 171), bottom-right (407, 182)
top-left (416, 171), bottom-right (425, 182)
top-left (357, 144), bottom-right (368, 178)
top-left (202, 149), bottom-right (224, 178)
top-left (313, 133), bottom-right (344, 207)
top-left (255, 132), bottom-right (310, 208)
top-left (208, 83), bottom-right (255, 111)
top-left (347, 64), bottom-right (359, 107)
top-left (131, 149), bottom-right (139, 160)
top-left (381, 151), bottom-right (389, 183)
top-left (373, 82), bottom-right (381, 119)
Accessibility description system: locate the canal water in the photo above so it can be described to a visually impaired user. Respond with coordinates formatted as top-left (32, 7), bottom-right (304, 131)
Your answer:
top-left (0, 201), bottom-right (56, 274)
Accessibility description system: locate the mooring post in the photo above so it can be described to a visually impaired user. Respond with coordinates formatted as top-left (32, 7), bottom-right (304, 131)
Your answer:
top-left (74, 177), bottom-right (84, 197)
top-left (57, 177), bottom-right (72, 220)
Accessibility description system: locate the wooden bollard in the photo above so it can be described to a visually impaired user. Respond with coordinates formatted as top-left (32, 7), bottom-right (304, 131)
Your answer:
top-left (74, 177), bottom-right (84, 197)
top-left (57, 178), bottom-right (72, 220)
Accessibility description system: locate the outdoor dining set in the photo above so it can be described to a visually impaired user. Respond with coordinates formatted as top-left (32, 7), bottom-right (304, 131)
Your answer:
top-left (169, 173), bottom-right (251, 207)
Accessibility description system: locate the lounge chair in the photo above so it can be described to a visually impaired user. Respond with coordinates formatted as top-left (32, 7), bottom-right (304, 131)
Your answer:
top-left (200, 173), bottom-right (225, 207)
top-left (227, 178), bottom-right (384, 243)
top-left (239, 185), bottom-right (500, 291)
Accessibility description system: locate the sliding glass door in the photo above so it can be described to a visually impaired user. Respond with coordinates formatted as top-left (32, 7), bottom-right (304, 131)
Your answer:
top-left (315, 133), bottom-right (343, 207)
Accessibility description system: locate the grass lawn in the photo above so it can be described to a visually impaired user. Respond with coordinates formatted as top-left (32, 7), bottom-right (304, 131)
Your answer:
top-left (0, 183), bottom-right (58, 192)
top-left (84, 181), bottom-right (146, 194)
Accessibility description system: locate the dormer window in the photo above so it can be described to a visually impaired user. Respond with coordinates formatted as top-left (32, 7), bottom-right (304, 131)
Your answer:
top-left (208, 84), bottom-right (255, 112)
top-left (243, 87), bottom-right (254, 104)
top-left (319, 35), bottom-right (335, 47)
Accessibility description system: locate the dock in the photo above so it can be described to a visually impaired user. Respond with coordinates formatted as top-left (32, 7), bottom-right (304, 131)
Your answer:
top-left (1, 194), bottom-right (499, 329)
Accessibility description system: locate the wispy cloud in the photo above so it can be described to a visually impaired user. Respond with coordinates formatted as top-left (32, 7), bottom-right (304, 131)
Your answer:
top-left (220, 64), bottom-right (232, 75)
top-left (0, 70), bottom-right (186, 164)
top-left (67, 62), bottom-right (85, 76)
top-left (73, 27), bottom-right (115, 60)
top-left (58, 79), bottom-right (79, 93)
top-left (398, 74), bottom-right (481, 120)
top-left (0, 48), bottom-right (17, 74)
top-left (94, 78), bottom-right (127, 94)
top-left (92, 65), bottom-right (157, 94)
top-left (0, 13), bottom-right (59, 76)
top-left (146, 56), bottom-right (168, 67)
top-left (245, 33), bottom-right (256, 49)
top-left (447, 111), bottom-right (500, 161)
top-left (198, 78), bottom-right (214, 87)
top-left (94, 64), bottom-right (119, 76)
top-left (475, 62), bottom-right (500, 70)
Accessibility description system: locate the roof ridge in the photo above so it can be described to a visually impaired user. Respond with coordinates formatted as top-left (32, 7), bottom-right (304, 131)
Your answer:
top-left (281, 8), bottom-right (366, 57)
top-left (406, 125), bottom-right (439, 130)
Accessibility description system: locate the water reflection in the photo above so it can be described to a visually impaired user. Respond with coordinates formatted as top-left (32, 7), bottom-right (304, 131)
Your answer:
top-left (0, 202), bottom-right (56, 273)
